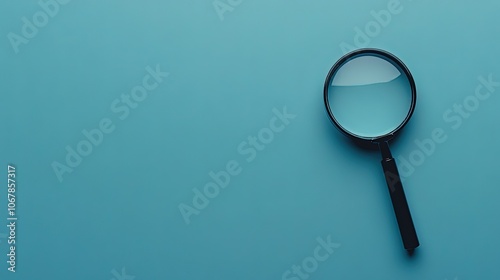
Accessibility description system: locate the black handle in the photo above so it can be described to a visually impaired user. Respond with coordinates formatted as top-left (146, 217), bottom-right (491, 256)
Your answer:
top-left (380, 143), bottom-right (419, 252)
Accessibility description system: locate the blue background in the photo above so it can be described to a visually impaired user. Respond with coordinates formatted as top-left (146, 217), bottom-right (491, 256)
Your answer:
top-left (1, 0), bottom-right (499, 279)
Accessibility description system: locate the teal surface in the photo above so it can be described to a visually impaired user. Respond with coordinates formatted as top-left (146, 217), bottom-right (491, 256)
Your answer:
top-left (1, 0), bottom-right (499, 279)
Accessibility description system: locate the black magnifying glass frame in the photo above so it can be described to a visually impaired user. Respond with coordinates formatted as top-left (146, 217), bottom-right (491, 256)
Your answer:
top-left (323, 48), bottom-right (420, 254)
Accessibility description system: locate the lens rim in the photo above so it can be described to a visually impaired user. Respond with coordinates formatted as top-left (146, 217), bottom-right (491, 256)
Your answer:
top-left (323, 48), bottom-right (417, 143)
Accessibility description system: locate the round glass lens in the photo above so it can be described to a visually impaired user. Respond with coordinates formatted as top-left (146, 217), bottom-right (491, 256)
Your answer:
top-left (326, 54), bottom-right (413, 138)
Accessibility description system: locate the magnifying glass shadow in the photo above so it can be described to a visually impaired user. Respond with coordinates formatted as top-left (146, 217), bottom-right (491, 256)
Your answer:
top-left (320, 108), bottom-right (414, 154)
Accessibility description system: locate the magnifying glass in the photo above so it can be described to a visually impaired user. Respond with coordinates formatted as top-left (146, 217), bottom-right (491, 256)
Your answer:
top-left (323, 48), bottom-right (419, 253)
